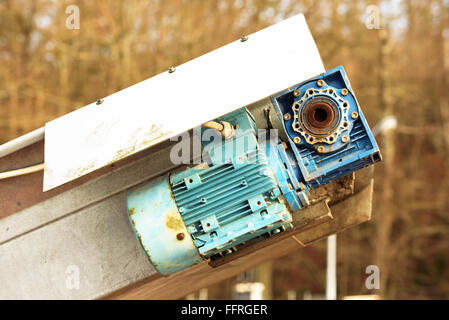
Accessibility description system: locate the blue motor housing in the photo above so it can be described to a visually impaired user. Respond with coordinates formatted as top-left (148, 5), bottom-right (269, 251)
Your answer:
top-left (169, 110), bottom-right (293, 259)
top-left (271, 66), bottom-right (381, 189)
top-left (127, 66), bottom-right (381, 275)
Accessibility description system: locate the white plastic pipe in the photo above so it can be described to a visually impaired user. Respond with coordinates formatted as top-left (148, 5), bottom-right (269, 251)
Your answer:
top-left (0, 127), bottom-right (44, 158)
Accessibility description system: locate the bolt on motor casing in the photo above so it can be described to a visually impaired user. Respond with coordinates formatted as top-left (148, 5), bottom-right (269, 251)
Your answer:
top-left (272, 66), bottom-right (381, 189)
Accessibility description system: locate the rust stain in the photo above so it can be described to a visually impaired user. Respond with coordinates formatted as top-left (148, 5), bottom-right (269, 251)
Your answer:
top-left (165, 210), bottom-right (184, 231)
top-left (66, 125), bottom-right (173, 183)
top-left (176, 232), bottom-right (185, 241)
top-left (68, 161), bottom-right (96, 180)
top-left (111, 125), bottom-right (172, 164)
top-left (151, 258), bottom-right (159, 268)
top-left (168, 187), bottom-right (176, 202)
top-left (135, 231), bottom-right (151, 258)
top-left (193, 162), bottom-right (210, 170)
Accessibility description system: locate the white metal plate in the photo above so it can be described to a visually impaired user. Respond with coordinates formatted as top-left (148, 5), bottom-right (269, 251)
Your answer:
top-left (44, 13), bottom-right (325, 191)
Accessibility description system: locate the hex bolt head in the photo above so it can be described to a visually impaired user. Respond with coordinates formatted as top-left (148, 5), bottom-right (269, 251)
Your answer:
top-left (351, 111), bottom-right (359, 119)
top-left (168, 66), bottom-right (176, 73)
top-left (317, 79), bottom-right (325, 87)
top-left (342, 135), bottom-right (349, 143)
top-left (341, 88), bottom-right (349, 96)
top-left (317, 146), bottom-right (325, 153)
top-left (293, 90), bottom-right (301, 97)
top-left (283, 113), bottom-right (291, 121)
top-left (240, 35), bottom-right (248, 42)
top-left (293, 137), bottom-right (301, 144)
top-left (96, 98), bottom-right (104, 105)
top-left (176, 233), bottom-right (185, 241)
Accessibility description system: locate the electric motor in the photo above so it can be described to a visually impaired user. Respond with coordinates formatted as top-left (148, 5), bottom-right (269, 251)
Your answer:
top-left (127, 66), bottom-right (381, 275)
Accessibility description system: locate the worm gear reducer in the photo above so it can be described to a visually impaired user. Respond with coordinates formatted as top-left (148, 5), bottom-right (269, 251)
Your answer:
top-left (127, 66), bottom-right (381, 275)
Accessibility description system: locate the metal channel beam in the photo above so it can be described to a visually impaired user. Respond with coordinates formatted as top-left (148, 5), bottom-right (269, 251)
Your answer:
top-left (0, 146), bottom-right (179, 298)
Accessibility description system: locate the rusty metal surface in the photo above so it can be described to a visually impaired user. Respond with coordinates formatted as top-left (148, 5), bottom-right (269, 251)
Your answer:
top-left (295, 181), bottom-right (373, 245)
top-left (308, 172), bottom-right (355, 206)
top-left (43, 13), bottom-right (325, 191)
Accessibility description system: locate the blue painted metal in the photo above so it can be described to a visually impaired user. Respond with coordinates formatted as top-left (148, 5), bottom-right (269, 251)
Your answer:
top-left (271, 66), bottom-right (381, 189)
top-left (127, 66), bottom-right (381, 274)
top-left (170, 109), bottom-right (293, 258)
top-left (127, 176), bottom-right (203, 275)
top-left (264, 139), bottom-right (303, 210)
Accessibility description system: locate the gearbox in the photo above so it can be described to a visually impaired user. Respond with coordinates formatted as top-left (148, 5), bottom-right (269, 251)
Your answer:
top-left (127, 66), bottom-right (381, 275)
